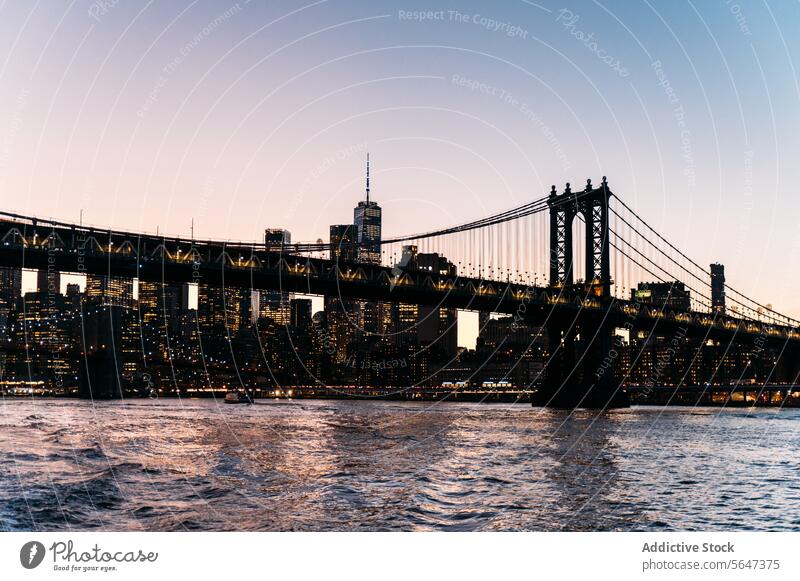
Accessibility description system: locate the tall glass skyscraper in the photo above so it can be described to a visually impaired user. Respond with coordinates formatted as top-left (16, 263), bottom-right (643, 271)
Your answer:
top-left (353, 154), bottom-right (384, 337)
top-left (354, 153), bottom-right (382, 265)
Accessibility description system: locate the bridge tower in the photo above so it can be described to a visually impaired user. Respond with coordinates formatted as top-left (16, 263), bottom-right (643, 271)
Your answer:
top-left (536, 177), bottom-right (628, 409)
top-left (548, 177), bottom-right (611, 296)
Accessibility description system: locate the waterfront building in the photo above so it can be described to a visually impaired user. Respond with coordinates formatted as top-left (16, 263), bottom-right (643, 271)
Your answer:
top-left (324, 297), bottom-right (356, 365)
top-left (18, 290), bottom-right (72, 380)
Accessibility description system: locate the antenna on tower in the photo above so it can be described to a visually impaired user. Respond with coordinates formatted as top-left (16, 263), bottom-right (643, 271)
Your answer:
top-left (365, 152), bottom-right (370, 203)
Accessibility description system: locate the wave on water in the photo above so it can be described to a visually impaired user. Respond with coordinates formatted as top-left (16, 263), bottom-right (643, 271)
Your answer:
top-left (1, 400), bottom-right (800, 531)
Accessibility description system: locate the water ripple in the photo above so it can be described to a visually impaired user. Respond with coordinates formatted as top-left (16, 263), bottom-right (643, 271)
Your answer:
top-left (0, 399), bottom-right (799, 531)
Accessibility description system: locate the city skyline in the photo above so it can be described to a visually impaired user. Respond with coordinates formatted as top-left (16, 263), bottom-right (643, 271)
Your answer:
top-left (2, 157), bottom-right (784, 358)
top-left (1, 169), bottom-right (795, 403)
top-left (11, 155), bottom-right (486, 346)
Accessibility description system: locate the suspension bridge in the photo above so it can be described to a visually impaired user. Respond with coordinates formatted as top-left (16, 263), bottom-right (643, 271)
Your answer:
top-left (1, 176), bottom-right (798, 409)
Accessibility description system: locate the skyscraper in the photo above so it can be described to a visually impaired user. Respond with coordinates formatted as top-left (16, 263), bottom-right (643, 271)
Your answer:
top-left (290, 298), bottom-right (313, 330)
top-left (353, 153), bottom-right (381, 265)
top-left (0, 267), bottom-right (21, 318)
top-left (329, 224), bottom-right (357, 262)
top-left (138, 281), bottom-right (188, 324)
top-left (631, 281), bottom-right (691, 312)
top-left (65, 283), bottom-right (81, 313)
top-left (20, 289), bottom-right (71, 381)
top-left (711, 263), bottom-right (725, 314)
top-left (260, 229), bottom-right (291, 324)
top-left (37, 268), bottom-right (61, 295)
top-left (326, 224), bottom-right (359, 363)
top-left (389, 246), bottom-right (458, 355)
top-left (85, 274), bottom-right (134, 307)
top-left (324, 296), bottom-right (356, 364)
top-left (138, 281), bottom-right (190, 361)
top-left (391, 245), bottom-right (420, 347)
top-left (353, 154), bottom-right (383, 337)
top-left (198, 284), bottom-right (252, 336)
top-left (416, 252), bottom-right (458, 356)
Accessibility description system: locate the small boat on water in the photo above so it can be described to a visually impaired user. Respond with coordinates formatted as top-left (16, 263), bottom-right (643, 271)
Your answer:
top-left (224, 390), bottom-right (252, 404)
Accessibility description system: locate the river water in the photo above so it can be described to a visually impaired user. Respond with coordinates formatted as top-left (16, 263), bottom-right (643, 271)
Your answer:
top-left (1, 398), bottom-right (798, 531)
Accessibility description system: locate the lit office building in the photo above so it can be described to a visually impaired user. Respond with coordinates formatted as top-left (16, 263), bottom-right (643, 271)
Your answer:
top-left (85, 274), bottom-right (134, 307)
top-left (198, 283), bottom-right (252, 335)
top-left (0, 267), bottom-right (21, 338)
top-left (329, 224), bottom-right (357, 262)
top-left (0, 267), bottom-right (21, 313)
top-left (325, 224), bottom-right (360, 363)
top-left (19, 290), bottom-right (72, 379)
top-left (391, 246), bottom-right (420, 346)
top-left (324, 298), bottom-right (356, 364)
top-left (260, 229), bottom-right (292, 324)
top-left (138, 281), bottom-right (189, 325)
top-left (290, 298), bottom-right (313, 330)
top-left (389, 246), bottom-right (458, 354)
top-left (479, 316), bottom-right (545, 350)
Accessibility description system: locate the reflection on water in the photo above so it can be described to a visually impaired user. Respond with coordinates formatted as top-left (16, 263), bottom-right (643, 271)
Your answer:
top-left (1, 398), bottom-right (799, 531)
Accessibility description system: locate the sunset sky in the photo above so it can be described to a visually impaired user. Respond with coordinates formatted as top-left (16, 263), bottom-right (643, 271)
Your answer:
top-left (1, 0), bottom-right (799, 345)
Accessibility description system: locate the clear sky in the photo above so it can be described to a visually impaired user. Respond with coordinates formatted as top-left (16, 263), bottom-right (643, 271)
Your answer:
top-left (1, 0), bottom-right (799, 345)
